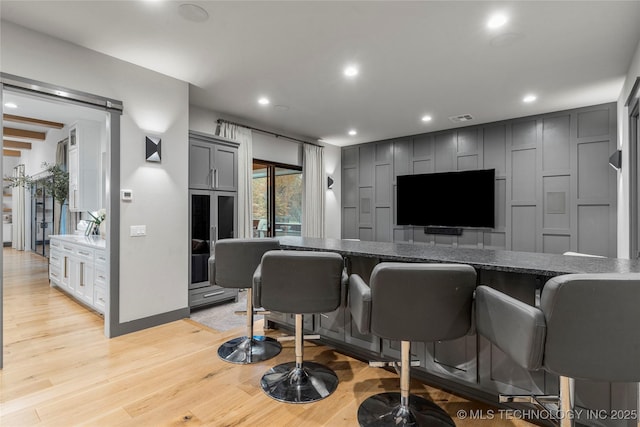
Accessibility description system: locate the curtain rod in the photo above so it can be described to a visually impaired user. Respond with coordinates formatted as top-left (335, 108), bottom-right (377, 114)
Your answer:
top-left (216, 118), bottom-right (322, 147)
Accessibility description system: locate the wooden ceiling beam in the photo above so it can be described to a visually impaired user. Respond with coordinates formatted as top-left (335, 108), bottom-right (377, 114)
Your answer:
top-left (3, 114), bottom-right (64, 129)
top-left (3, 149), bottom-right (21, 157)
top-left (3, 127), bottom-right (45, 140)
top-left (3, 140), bottom-right (32, 150)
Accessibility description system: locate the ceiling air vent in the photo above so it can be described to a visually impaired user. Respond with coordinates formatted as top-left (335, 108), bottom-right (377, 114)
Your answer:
top-left (448, 114), bottom-right (474, 123)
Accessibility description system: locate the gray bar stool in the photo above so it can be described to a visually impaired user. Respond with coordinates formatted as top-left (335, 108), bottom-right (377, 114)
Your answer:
top-left (253, 250), bottom-right (347, 404)
top-left (210, 238), bottom-right (282, 364)
top-left (349, 262), bottom-right (477, 426)
top-left (475, 273), bottom-right (640, 427)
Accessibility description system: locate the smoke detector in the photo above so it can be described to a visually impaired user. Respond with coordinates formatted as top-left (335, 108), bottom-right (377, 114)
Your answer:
top-left (449, 114), bottom-right (474, 123)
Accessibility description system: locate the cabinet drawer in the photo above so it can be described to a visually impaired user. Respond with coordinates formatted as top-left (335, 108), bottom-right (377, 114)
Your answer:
top-left (75, 247), bottom-right (94, 262)
top-left (95, 268), bottom-right (108, 285)
top-left (95, 250), bottom-right (107, 267)
top-left (94, 283), bottom-right (106, 314)
top-left (49, 250), bottom-right (63, 269)
top-left (50, 239), bottom-right (61, 249)
top-left (61, 243), bottom-right (75, 254)
top-left (49, 265), bottom-right (62, 285)
top-left (189, 285), bottom-right (237, 308)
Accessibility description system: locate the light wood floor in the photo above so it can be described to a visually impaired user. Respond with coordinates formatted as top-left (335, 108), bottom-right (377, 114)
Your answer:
top-left (1, 248), bottom-right (534, 426)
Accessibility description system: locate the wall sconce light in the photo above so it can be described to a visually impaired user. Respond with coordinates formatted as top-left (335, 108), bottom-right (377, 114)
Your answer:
top-left (609, 150), bottom-right (622, 170)
top-left (327, 176), bottom-right (334, 189)
top-left (145, 136), bottom-right (161, 162)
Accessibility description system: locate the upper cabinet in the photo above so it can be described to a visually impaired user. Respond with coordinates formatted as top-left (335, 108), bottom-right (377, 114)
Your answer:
top-left (189, 132), bottom-right (238, 191)
top-left (69, 120), bottom-right (102, 212)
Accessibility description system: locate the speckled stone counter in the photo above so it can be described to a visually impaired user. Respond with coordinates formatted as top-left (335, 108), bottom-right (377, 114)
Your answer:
top-left (278, 236), bottom-right (640, 277)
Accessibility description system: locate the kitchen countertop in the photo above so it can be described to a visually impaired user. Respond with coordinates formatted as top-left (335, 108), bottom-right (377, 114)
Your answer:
top-left (50, 234), bottom-right (106, 250)
top-left (278, 236), bottom-right (640, 277)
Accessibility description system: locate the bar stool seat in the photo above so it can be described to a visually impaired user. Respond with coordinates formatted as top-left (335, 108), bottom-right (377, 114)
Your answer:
top-left (349, 262), bottom-right (477, 426)
top-left (210, 238), bottom-right (282, 364)
top-left (253, 250), bottom-right (347, 404)
top-left (475, 273), bottom-right (640, 427)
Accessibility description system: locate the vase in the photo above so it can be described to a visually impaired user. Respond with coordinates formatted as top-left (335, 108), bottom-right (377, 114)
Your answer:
top-left (85, 222), bottom-right (94, 236)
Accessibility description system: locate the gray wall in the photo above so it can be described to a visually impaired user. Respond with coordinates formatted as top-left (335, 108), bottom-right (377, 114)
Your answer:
top-left (342, 103), bottom-right (618, 257)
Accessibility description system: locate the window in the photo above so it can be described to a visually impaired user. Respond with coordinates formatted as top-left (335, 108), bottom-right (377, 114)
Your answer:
top-left (252, 160), bottom-right (302, 237)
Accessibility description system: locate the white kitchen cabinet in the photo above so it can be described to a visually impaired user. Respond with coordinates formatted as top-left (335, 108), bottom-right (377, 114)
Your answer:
top-left (68, 120), bottom-right (102, 212)
top-left (49, 235), bottom-right (107, 314)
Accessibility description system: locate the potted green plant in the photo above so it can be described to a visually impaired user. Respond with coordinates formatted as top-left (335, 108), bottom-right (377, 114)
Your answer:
top-left (5, 162), bottom-right (69, 206)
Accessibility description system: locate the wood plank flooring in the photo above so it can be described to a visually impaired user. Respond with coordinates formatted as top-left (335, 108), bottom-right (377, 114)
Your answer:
top-left (1, 248), bottom-right (534, 426)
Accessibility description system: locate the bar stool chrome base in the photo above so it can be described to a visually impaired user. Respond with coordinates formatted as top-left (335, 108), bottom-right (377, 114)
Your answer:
top-left (357, 392), bottom-right (455, 427)
top-left (260, 361), bottom-right (339, 403)
top-left (217, 336), bottom-right (281, 364)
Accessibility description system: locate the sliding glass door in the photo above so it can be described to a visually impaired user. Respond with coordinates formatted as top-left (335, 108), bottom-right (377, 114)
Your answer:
top-left (252, 160), bottom-right (302, 237)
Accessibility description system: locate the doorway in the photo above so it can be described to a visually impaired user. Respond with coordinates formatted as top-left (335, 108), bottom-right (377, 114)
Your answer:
top-left (631, 98), bottom-right (640, 259)
top-left (1, 74), bottom-right (122, 368)
top-left (252, 160), bottom-right (302, 238)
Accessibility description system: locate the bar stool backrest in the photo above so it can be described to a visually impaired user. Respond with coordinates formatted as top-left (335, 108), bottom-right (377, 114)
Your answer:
top-left (258, 250), bottom-right (344, 314)
top-left (370, 263), bottom-right (477, 342)
top-left (213, 238), bottom-right (280, 289)
top-left (540, 273), bottom-right (640, 382)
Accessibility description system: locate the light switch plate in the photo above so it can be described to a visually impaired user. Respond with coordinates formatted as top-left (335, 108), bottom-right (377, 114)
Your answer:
top-left (121, 189), bottom-right (133, 201)
top-left (130, 225), bottom-right (146, 237)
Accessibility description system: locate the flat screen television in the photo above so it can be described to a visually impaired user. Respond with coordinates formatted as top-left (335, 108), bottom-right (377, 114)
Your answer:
top-left (396, 169), bottom-right (495, 228)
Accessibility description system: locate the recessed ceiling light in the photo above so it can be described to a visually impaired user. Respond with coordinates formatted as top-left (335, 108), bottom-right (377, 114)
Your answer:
top-left (523, 94), bottom-right (537, 103)
top-left (4, 102), bottom-right (18, 109)
top-left (421, 115), bottom-right (432, 122)
top-left (344, 65), bottom-right (359, 78)
top-left (258, 97), bottom-right (270, 106)
top-left (348, 129), bottom-right (357, 136)
top-left (178, 3), bottom-right (209, 22)
top-left (487, 13), bottom-right (508, 29)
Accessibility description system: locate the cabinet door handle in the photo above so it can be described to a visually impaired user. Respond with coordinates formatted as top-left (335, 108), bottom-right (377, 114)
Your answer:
top-left (97, 274), bottom-right (106, 280)
top-left (210, 168), bottom-right (214, 188)
top-left (50, 271), bottom-right (59, 278)
top-left (80, 262), bottom-right (84, 287)
top-left (203, 291), bottom-right (224, 298)
top-left (51, 256), bottom-right (59, 261)
top-left (73, 189), bottom-right (78, 209)
top-left (79, 251), bottom-right (91, 256)
top-left (64, 256), bottom-right (68, 278)
top-left (214, 168), bottom-right (218, 188)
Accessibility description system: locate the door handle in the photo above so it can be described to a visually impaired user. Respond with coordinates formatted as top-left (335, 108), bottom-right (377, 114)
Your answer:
top-left (214, 169), bottom-right (218, 188)
top-left (209, 169), bottom-right (214, 188)
top-left (210, 226), bottom-right (217, 252)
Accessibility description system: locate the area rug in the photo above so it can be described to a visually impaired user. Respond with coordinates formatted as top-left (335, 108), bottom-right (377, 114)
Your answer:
top-left (189, 290), bottom-right (260, 332)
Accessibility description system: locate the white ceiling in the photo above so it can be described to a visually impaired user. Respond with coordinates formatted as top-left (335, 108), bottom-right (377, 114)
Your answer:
top-left (2, 1), bottom-right (640, 147)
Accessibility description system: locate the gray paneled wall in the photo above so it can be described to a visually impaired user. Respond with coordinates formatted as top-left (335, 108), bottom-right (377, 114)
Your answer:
top-left (342, 103), bottom-right (617, 257)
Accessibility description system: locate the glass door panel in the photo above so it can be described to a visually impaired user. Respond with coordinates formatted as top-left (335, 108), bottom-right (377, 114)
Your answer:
top-left (191, 193), bottom-right (210, 285)
top-left (274, 167), bottom-right (302, 237)
top-left (252, 163), bottom-right (271, 237)
top-left (216, 194), bottom-right (235, 240)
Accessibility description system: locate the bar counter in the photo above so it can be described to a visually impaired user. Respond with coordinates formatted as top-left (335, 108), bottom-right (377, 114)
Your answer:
top-left (278, 236), bottom-right (640, 277)
top-left (265, 237), bottom-right (639, 426)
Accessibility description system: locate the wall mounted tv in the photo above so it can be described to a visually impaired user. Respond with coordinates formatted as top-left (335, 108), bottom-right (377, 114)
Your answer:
top-left (396, 169), bottom-right (495, 229)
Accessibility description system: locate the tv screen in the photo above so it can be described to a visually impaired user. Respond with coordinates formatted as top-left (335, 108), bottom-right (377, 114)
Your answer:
top-left (396, 169), bottom-right (495, 228)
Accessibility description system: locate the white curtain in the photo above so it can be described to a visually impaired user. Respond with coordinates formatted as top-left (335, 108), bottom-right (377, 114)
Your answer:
top-left (302, 144), bottom-right (325, 238)
top-left (12, 164), bottom-right (26, 250)
top-left (217, 122), bottom-right (253, 238)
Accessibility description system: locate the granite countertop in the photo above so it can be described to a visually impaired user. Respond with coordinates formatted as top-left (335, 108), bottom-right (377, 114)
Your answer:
top-left (278, 236), bottom-right (640, 277)
top-left (50, 234), bottom-right (106, 250)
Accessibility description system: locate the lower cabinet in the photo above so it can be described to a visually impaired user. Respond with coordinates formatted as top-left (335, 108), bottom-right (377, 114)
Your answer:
top-left (49, 236), bottom-right (107, 314)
